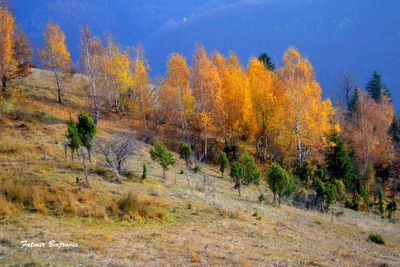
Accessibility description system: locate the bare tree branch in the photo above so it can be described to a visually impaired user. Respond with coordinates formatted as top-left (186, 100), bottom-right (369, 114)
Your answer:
top-left (96, 133), bottom-right (136, 182)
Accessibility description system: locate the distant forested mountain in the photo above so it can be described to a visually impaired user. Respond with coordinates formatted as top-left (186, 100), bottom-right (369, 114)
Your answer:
top-left (10, 0), bottom-right (400, 107)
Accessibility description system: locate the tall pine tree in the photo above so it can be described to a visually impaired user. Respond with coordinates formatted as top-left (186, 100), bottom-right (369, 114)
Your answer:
top-left (258, 52), bottom-right (275, 71)
top-left (325, 130), bottom-right (355, 190)
top-left (365, 71), bottom-right (390, 102)
top-left (348, 86), bottom-right (360, 114)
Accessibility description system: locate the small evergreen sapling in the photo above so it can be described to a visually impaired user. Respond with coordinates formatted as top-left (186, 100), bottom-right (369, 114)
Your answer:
top-left (219, 151), bottom-right (228, 178)
top-left (386, 200), bottom-right (398, 219)
top-left (76, 112), bottom-right (96, 162)
top-left (142, 162), bottom-right (148, 181)
top-left (66, 117), bottom-right (81, 161)
top-left (230, 161), bottom-right (244, 196)
top-left (313, 176), bottom-right (338, 212)
top-left (240, 152), bottom-right (260, 185)
top-left (150, 141), bottom-right (176, 183)
top-left (266, 163), bottom-right (294, 205)
top-left (179, 142), bottom-right (192, 165)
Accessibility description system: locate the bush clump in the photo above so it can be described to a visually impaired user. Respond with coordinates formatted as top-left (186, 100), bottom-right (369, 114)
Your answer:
top-left (315, 180), bottom-right (338, 211)
top-left (368, 234), bottom-right (385, 245)
top-left (344, 196), bottom-right (360, 211)
top-left (386, 199), bottom-right (398, 219)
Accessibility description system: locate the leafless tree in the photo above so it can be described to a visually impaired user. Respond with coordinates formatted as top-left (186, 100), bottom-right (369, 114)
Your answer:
top-left (337, 70), bottom-right (356, 107)
top-left (96, 133), bottom-right (136, 182)
top-left (0, 0), bottom-right (8, 9)
top-left (80, 25), bottom-right (103, 125)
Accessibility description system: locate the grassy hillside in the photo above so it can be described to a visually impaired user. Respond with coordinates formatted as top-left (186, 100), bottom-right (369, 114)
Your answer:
top-left (0, 69), bottom-right (399, 266)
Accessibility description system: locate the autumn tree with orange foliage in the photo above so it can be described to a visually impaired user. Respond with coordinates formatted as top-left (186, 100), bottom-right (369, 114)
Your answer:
top-left (160, 53), bottom-right (193, 142)
top-left (279, 47), bottom-right (333, 164)
top-left (102, 36), bottom-right (131, 112)
top-left (131, 45), bottom-right (154, 144)
top-left (247, 57), bottom-right (278, 162)
top-left (39, 21), bottom-right (71, 104)
top-left (343, 91), bottom-right (394, 191)
top-left (13, 26), bottom-right (33, 81)
top-left (214, 52), bottom-right (256, 160)
top-left (0, 6), bottom-right (17, 93)
top-left (191, 44), bottom-right (221, 160)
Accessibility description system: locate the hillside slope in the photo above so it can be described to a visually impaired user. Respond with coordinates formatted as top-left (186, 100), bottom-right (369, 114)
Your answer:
top-left (0, 70), bottom-right (399, 266)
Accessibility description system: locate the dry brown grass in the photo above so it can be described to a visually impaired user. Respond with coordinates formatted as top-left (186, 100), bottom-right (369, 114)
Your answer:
top-left (0, 195), bottom-right (14, 217)
top-left (113, 191), bottom-right (168, 221)
top-left (0, 176), bottom-right (107, 218)
top-left (216, 206), bottom-right (244, 220)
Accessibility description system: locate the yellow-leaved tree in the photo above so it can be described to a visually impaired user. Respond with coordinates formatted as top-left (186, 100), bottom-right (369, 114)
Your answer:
top-left (246, 57), bottom-right (279, 163)
top-left (131, 46), bottom-right (154, 144)
top-left (0, 6), bottom-right (17, 93)
top-left (191, 44), bottom-right (221, 160)
top-left (102, 36), bottom-right (131, 112)
top-left (214, 52), bottom-right (256, 159)
top-left (39, 21), bottom-right (71, 104)
top-left (279, 47), bottom-right (333, 163)
top-left (159, 53), bottom-right (193, 142)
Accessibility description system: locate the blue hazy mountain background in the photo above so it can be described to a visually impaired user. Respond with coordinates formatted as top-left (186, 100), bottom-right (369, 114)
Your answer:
top-left (10, 0), bottom-right (400, 107)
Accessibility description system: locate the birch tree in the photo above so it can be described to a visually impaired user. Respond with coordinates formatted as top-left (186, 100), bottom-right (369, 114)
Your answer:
top-left (39, 21), bottom-right (71, 104)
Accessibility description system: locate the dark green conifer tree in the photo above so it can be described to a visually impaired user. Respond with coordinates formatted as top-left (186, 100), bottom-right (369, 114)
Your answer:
top-left (365, 71), bottom-right (390, 101)
top-left (325, 130), bottom-right (354, 190)
top-left (258, 52), bottom-right (275, 71)
top-left (66, 117), bottom-right (81, 161)
top-left (348, 86), bottom-right (360, 114)
top-left (76, 112), bottom-right (96, 162)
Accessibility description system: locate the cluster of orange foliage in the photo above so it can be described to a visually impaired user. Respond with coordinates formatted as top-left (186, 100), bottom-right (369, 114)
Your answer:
top-left (0, 6), bottom-right (17, 93)
top-left (77, 29), bottom-right (336, 163)
top-left (0, 5), bottom-right (32, 95)
top-left (340, 91), bottom-right (395, 186)
top-left (38, 21), bottom-right (71, 104)
top-left (154, 45), bottom-right (334, 163)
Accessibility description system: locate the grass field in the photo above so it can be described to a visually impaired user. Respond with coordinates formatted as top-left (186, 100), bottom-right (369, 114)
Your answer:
top-left (0, 69), bottom-right (399, 266)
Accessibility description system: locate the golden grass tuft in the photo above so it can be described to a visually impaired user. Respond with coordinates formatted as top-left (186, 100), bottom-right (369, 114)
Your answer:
top-left (2, 179), bottom-right (46, 212)
top-left (114, 192), bottom-right (168, 221)
top-left (217, 207), bottom-right (243, 220)
top-left (0, 178), bottom-right (107, 218)
top-left (190, 252), bottom-right (201, 263)
top-left (91, 239), bottom-right (105, 252)
top-left (0, 195), bottom-right (14, 216)
top-left (0, 135), bottom-right (24, 154)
